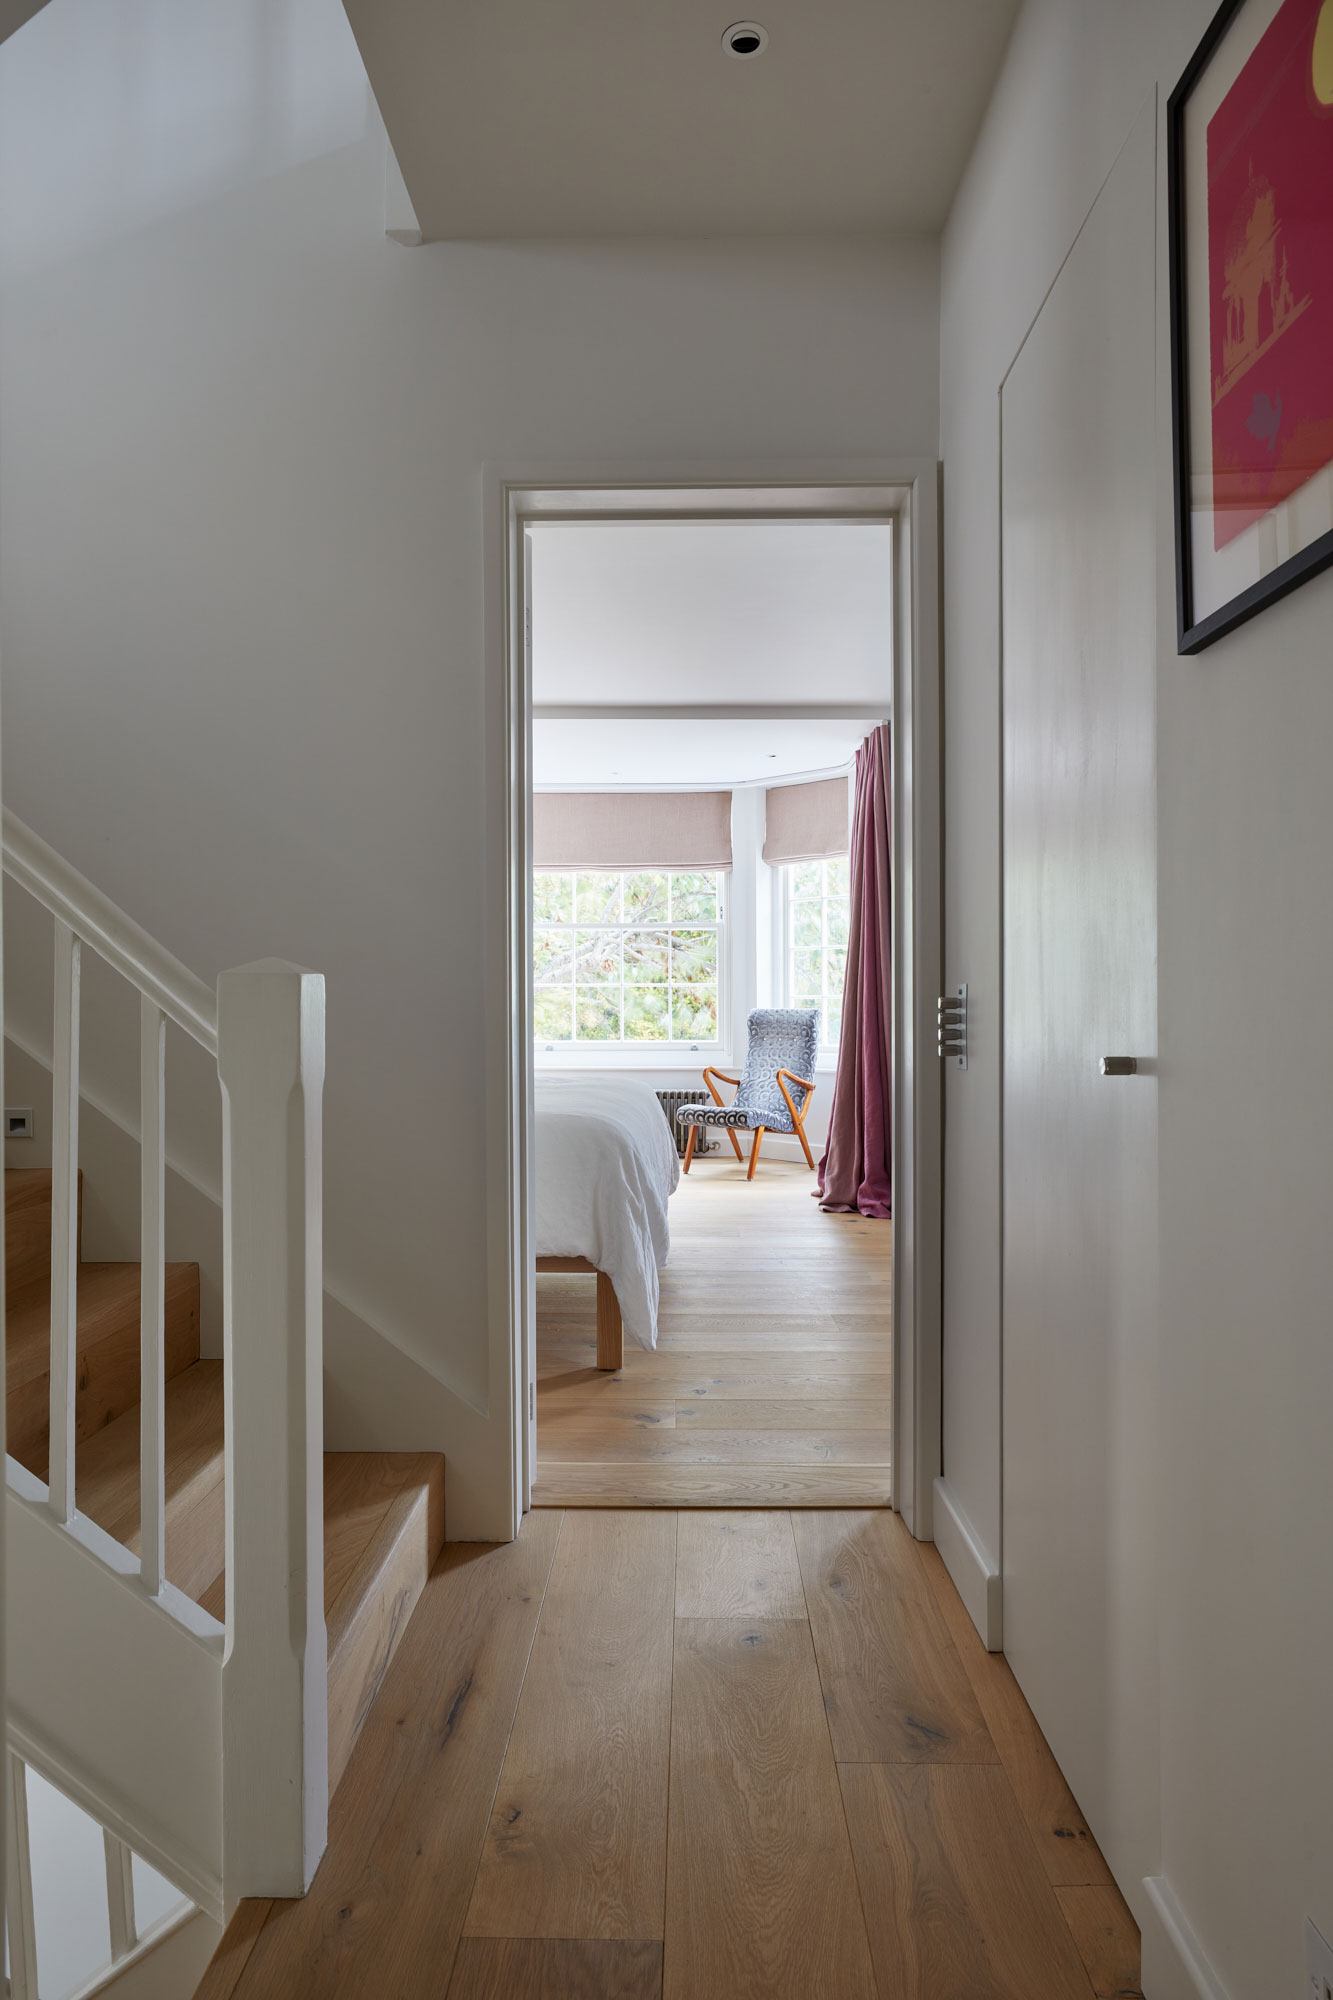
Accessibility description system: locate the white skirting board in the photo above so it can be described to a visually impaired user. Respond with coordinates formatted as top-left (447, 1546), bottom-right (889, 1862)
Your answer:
top-left (1140, 1878), bottom-right (1233, 2000)
top-left (931, 1476), bottom-right (1003, 1651)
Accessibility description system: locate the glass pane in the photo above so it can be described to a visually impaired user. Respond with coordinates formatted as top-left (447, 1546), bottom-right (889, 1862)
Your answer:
top-left (826, 854), bottom-right (850, 900)
top-left (624, 987), bottom-right (670, 1039)
top-left (575, 872), bottom-right (621, 923)
top-left (792, 904), bottom-right (822, 949)
top-left (671, 872), bottom-right (718, 922)
top-left (672, 986), bottom-right (718, 1040)
top-left (625, 871), bottom-right (669, 921)
top-left (574, 930), bottom-right (620, 984)
top-left (826, 946), bottom-right (847, 992)
top-left (532, 872), bottom-right (573, 924)
top-left (672, 928), bottom-right (717, 981)
top-left (825, 1005), bottom-right (842, 1045)
top-left (533, 928), bottom-right (572, 983)
top-left (790, 861), bottom-right (821, 900)
top-left (534, 990), bottom-right (573, 1040)
top-left (623, 929), bottom-right (669, 984)
top-left (575, 990), bottom-right (621, 1039)
top-left (794, 947), bottom-right (823, 993)
top-left (826, 896), bottom-right (850, 949)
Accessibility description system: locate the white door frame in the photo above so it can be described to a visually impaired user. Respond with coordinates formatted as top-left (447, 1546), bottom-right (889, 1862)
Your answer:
top-left (481, 460), bottom-right (943, 1539)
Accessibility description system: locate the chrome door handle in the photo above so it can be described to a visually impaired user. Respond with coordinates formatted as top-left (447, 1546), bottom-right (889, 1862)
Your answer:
top-left (1100, 1056), bottom-right (1138, 1076)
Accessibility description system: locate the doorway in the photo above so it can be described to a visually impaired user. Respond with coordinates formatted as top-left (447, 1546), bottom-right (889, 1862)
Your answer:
top-left (485, 469), bottom-right (942, 1537)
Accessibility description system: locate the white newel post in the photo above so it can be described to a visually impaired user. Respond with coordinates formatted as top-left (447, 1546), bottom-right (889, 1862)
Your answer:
top-left (217, 960), bottom-right (327, 1897)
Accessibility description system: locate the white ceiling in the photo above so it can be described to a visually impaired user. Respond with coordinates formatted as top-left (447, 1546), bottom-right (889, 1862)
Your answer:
top-left (342, 0), bottom-right (1021, 238)
top-left (531, 521), bottom-right (892, 709)
top-left (0, 0), bottom-right (370, 279)
top-left (534, 715), bottom-right (871, 791)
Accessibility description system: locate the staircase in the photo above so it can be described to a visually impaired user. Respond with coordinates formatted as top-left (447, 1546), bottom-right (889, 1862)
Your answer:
top-left (5, 1164), bottom-right (445, 1812)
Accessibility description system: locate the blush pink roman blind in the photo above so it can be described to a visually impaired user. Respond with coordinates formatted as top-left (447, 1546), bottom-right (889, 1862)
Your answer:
top-left (532, 792), bottom-right (733, 870)
top-left (762, 776), bottom-right (852, 865)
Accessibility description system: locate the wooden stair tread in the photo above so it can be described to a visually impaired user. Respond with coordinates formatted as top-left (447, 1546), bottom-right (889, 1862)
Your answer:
top-left (5, 1167), bottom-right (82, 1293)
top-left (77, 1360), bottom-right (227, 1600)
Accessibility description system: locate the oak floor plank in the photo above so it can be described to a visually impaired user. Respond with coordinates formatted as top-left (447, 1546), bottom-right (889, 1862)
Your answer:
top-left (192, 1899), bottom-right (273, 2000)
top-left (917, 1543), bottom-right (1114, 1886)
top-left (793, 1511), bottom-right (996, 1763)
top-left (448, 1938), bottom-right (662, 2000)
top-left (228, 1512), bottom-right (562, 2000)
top-left (532, 1463), bottom-right (893, 1508)
top-left (675, 1397), bottom-right (892, 1430)
top-left (1055, 1886), bottom-right (1144, 1997)
top-left (674, 1511), bottom-right (806, 1619)
top-left (664, 1617), bottom-right (876, 2000)
top-left (838, 1762), bottom-right (1097, 2000)
top-left (465, 1511), bottom-right (676, 1940)
top-left (538, 1426), bottom-right (892, 1465)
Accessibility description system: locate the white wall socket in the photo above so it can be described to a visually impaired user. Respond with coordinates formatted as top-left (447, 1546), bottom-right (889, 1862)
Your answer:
top-left (5, 1107), bottom-right (35, 1140)
top-left (1308, 1918), bottom-right (1333, 2000)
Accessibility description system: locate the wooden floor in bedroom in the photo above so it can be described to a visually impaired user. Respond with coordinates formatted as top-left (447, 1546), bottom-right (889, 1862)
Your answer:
top-left (533, 1158), bottom-right (892, 1507)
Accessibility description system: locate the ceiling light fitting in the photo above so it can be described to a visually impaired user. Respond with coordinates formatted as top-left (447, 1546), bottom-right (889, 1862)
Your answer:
top-left (722, 20), bottom-right (768, 58)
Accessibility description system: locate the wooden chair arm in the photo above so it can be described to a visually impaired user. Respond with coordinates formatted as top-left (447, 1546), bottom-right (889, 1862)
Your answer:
top-left (776, 1068), bottom-right (816, 1128)
top-left (702, 1066), bottom-right (740, 1107)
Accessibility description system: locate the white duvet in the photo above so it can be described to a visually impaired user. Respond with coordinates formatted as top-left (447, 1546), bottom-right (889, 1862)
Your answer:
top-left (534, 1076), bottom-right (681, 1349)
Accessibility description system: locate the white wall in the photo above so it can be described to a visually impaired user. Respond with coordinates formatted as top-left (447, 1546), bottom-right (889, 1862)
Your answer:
top-left (0, 18), bottom-right (938, 1534)
top-left (939, 1), bottom-right (1333, 1993)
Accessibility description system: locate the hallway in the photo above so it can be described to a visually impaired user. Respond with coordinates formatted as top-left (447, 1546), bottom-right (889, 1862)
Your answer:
top-left (202, 1508), bottom-right (1141, 1999)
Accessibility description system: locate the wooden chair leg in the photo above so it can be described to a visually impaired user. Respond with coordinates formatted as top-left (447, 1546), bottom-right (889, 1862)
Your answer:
top-left (725, 1124), bottom-right (745, 1162)
top-left (595, 1271), bottom-right (623, 1371)
top-left (793, 1109), bottom-right (817, 1171)
top-left (682, 1124), bottom-right (698, 1173)
top-left (747, 1126), bottom-right (765, 1181)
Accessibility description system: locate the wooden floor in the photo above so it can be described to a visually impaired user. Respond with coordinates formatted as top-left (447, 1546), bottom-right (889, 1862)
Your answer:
top-left (534, 1159), bottom-right (892, 1507)
top-left (203, 1507), bottom-right (1141, 2000)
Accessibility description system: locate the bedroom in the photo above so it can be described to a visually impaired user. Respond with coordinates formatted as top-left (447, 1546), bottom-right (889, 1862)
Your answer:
top-left (526, 517), bottom-right (895, 1507)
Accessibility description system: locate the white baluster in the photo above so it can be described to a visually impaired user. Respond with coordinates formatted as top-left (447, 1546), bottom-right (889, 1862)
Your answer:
top-left (49, 920), bottom-right (81, 1525)
top-left (140, 999), bottom-right (166, 1595)
top-left (218, 961), bottom-right (327, 1897)
top-left (5, 1754), bottom-right (38, 2000)
top-left (103, 1829), bottom-right (137, 1961)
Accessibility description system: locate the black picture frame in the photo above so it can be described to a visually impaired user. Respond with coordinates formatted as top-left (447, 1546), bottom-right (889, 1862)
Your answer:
top-left (1168, 0), bottom-right (1333, 654)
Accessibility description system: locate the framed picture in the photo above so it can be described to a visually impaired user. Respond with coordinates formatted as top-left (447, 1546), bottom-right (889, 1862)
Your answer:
top-left (1168, 0), bottom-right (1333, 652)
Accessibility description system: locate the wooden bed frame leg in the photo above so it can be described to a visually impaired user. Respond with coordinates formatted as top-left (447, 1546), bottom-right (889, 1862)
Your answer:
top-left (682, 1124), bottom-right (698, 1173)
top-left (747, 1126), bottom-right (765, 1181)
top-left (595, 1271), bottom-right (623, 1371)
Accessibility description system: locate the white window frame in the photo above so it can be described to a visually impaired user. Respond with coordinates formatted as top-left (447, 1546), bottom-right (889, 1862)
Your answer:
top-left (533, 865), bottom-right (731, 1069)
top-left (773, 854), bottom-right (850, 1067)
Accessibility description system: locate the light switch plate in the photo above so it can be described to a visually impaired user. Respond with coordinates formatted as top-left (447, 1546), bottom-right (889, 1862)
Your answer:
top-left (1307, 1917), bottom-right (1333, 2000)
top-left (5, 1107), bottom-right (34, 1140)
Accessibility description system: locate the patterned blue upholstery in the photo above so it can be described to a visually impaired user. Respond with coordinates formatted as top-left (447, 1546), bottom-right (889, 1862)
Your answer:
top-left (676, 1010), bottom-right (819, 1136)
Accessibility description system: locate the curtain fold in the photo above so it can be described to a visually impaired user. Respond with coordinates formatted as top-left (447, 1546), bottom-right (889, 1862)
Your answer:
top-left (818, 724), bottom-right (892, 1218)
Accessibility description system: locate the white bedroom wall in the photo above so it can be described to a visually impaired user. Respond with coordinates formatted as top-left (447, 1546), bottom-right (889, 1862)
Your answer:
top-left (940, 0), bottom-right (1333, 1993)
top-left (0, 3), bottom-right (939, 1533)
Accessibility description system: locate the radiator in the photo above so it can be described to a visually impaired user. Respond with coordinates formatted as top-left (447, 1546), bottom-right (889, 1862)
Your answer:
top-left (655, 1089), bottom-right (714, 1159)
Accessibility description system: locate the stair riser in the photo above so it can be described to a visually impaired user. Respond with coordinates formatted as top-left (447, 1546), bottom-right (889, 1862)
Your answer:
top-left (4, 1169), bottom-right (82, 1294)
top-left (8, 1279), bottom-right (201, 1478)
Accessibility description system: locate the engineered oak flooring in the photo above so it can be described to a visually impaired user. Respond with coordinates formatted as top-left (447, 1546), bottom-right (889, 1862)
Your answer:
top-left (534, 1160), bottom-right (893, 1507)
top-left (217, 1508), bottom-right (1141, 2000)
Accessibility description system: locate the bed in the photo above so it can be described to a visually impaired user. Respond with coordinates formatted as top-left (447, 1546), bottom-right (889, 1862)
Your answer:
top-left (534, 1075), bottom-right (680, 1369)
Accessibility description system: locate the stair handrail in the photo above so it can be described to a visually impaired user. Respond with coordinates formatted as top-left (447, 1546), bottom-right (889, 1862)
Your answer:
top-left (2, 809), bottom-right (217, 1053)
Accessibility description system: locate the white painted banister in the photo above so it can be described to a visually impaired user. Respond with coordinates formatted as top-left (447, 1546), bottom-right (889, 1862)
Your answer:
top-left (49, 919), bottom-right (81, 1527)
top-left (218, 960), bottom-right (328, 1897)
top-left (2, 809), bottom-right (217, 1053)
top-left (139, 997), bottom-right (166, 1596)
top-left (6, 1752), bottom-right (38, 2000)
top-left (104, 1827), bottom-right (137, 1961)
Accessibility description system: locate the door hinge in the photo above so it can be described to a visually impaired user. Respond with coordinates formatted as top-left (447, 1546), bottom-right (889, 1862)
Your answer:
top-left (938, 984), bottom-right (968, 1069)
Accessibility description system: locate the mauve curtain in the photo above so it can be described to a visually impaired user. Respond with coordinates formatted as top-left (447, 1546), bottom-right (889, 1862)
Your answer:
top-left (818, 724), bottom-right (892, 1218)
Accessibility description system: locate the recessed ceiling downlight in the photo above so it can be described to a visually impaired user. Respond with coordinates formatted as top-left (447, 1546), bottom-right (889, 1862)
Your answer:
top-left (723, 20), bottom-right (768, 58)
